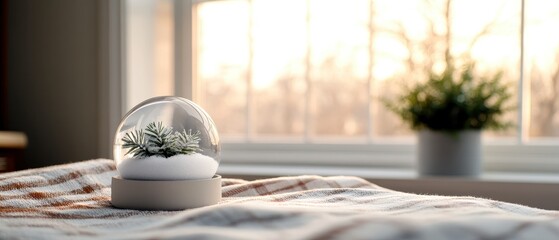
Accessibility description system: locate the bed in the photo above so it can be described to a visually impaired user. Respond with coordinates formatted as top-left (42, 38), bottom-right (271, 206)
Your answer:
top-left (1, 159), bottom-right (558, 239)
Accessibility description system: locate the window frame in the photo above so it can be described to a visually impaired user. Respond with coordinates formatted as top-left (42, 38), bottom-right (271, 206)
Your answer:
top-left (113, 0), bottom-right (559, 174)
top-left (99, 0), bottom-right (127, 159)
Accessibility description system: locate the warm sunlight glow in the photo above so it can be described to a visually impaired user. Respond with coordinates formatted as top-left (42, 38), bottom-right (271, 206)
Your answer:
top-left (127, 0), bottom-right (559, 140)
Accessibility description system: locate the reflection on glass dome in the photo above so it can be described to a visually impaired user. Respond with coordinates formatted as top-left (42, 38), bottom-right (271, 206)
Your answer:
top-left (113, 96), bottom-right (220, 181)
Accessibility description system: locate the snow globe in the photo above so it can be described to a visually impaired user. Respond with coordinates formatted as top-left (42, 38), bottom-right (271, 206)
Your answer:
top-left (111, 96), bottom-right (221, 210)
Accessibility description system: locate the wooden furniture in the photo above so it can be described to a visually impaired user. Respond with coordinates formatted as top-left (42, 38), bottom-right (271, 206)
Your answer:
top-left (0, 131), bottom-right (27, 172)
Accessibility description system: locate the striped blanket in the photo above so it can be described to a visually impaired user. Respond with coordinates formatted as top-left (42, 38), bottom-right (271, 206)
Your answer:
top-left (1, 159), bottom-right (558, 239)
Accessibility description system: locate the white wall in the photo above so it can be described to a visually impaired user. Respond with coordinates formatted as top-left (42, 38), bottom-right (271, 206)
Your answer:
top-left (8, 0), bottom-right (103, 168)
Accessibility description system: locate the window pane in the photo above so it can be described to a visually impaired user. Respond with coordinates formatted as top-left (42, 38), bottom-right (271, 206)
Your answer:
top-left (310, 0), bottom-right (370, 138)
top-left (456, 0), bottom-right (520, 138)
top-left (196, 1), bottom-right (249, 138)
top-left (526, 1), bottom-right (559, 138)
top-left (251, 0), bottom-right (306, 138)
top-left (194, 0), bottom-right (521, 141)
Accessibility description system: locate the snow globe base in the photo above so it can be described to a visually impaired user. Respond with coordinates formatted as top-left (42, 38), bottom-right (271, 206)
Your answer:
top-left (111, 175), bottom-right (221, 211)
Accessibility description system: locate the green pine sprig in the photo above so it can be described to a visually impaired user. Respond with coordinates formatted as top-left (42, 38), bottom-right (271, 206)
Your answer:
top-left (122, 129), bottom-right (148, 158)
top-left (121, 121), bottom-right (202, 158)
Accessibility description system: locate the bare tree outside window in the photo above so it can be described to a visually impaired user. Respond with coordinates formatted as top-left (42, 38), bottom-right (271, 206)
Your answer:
top-left (526, 1), bottom-right (559, 138)
top-left (193, 0), bottom-right (558, 142)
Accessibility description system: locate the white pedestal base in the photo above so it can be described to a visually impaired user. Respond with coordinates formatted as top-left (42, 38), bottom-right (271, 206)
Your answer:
top-left (111, 175), bottom-right (221, 210)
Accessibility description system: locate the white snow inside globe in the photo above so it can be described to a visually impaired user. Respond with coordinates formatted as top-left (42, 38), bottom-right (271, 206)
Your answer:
top-left (113, 96), bottom-right (220, 181)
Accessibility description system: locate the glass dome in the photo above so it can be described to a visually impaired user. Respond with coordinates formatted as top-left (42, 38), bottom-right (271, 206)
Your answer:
top-left (113, 96), bottom-right (220, 181)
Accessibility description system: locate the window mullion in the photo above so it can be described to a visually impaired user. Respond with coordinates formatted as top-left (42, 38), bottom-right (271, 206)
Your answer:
top-left (367, 0), bottom-right (375, 143)
top-left (304, 0), bottom-right (312, 143)
top-left (518, 0), bottom-right (526, 144)
top-left (173, 0), bottom-right (197, 101)
top-left (246, 0), bottom-right (254, 142)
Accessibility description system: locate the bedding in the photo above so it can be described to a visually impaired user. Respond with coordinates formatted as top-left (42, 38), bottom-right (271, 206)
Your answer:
top-left (1, 159), bottom-right (558, 240)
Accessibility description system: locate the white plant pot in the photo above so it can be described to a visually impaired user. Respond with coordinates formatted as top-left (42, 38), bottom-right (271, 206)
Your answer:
top-left (417, 129), bottom-right (482, 177)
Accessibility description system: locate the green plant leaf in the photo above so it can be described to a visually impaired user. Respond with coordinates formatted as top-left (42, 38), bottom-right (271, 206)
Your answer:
top-left (382, 60), bottom-right (513, 131)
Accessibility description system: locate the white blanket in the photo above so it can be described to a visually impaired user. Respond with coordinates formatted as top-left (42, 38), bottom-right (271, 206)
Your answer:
top-left (1, 159), bottom-right (558, 239)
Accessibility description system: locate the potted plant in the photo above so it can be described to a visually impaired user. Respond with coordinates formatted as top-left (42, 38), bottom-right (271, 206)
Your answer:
top-left (384, 62), bottom-right (513, 177)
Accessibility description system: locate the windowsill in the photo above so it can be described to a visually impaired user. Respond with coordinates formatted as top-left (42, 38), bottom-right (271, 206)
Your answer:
top-left (221, 142), bottom-right (559, 173)
top-left (218, 163), bottom-right (559, 183)
top-left (219, 163), bottom-right (416, 180)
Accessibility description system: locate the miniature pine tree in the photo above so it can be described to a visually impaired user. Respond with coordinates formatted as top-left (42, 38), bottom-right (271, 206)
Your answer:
top-left (121, 121), bottom-right (202, 158)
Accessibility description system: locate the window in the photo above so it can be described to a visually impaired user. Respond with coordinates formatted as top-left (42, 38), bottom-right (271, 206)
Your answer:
top-left (124, 0), bottom-right (559, 173)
